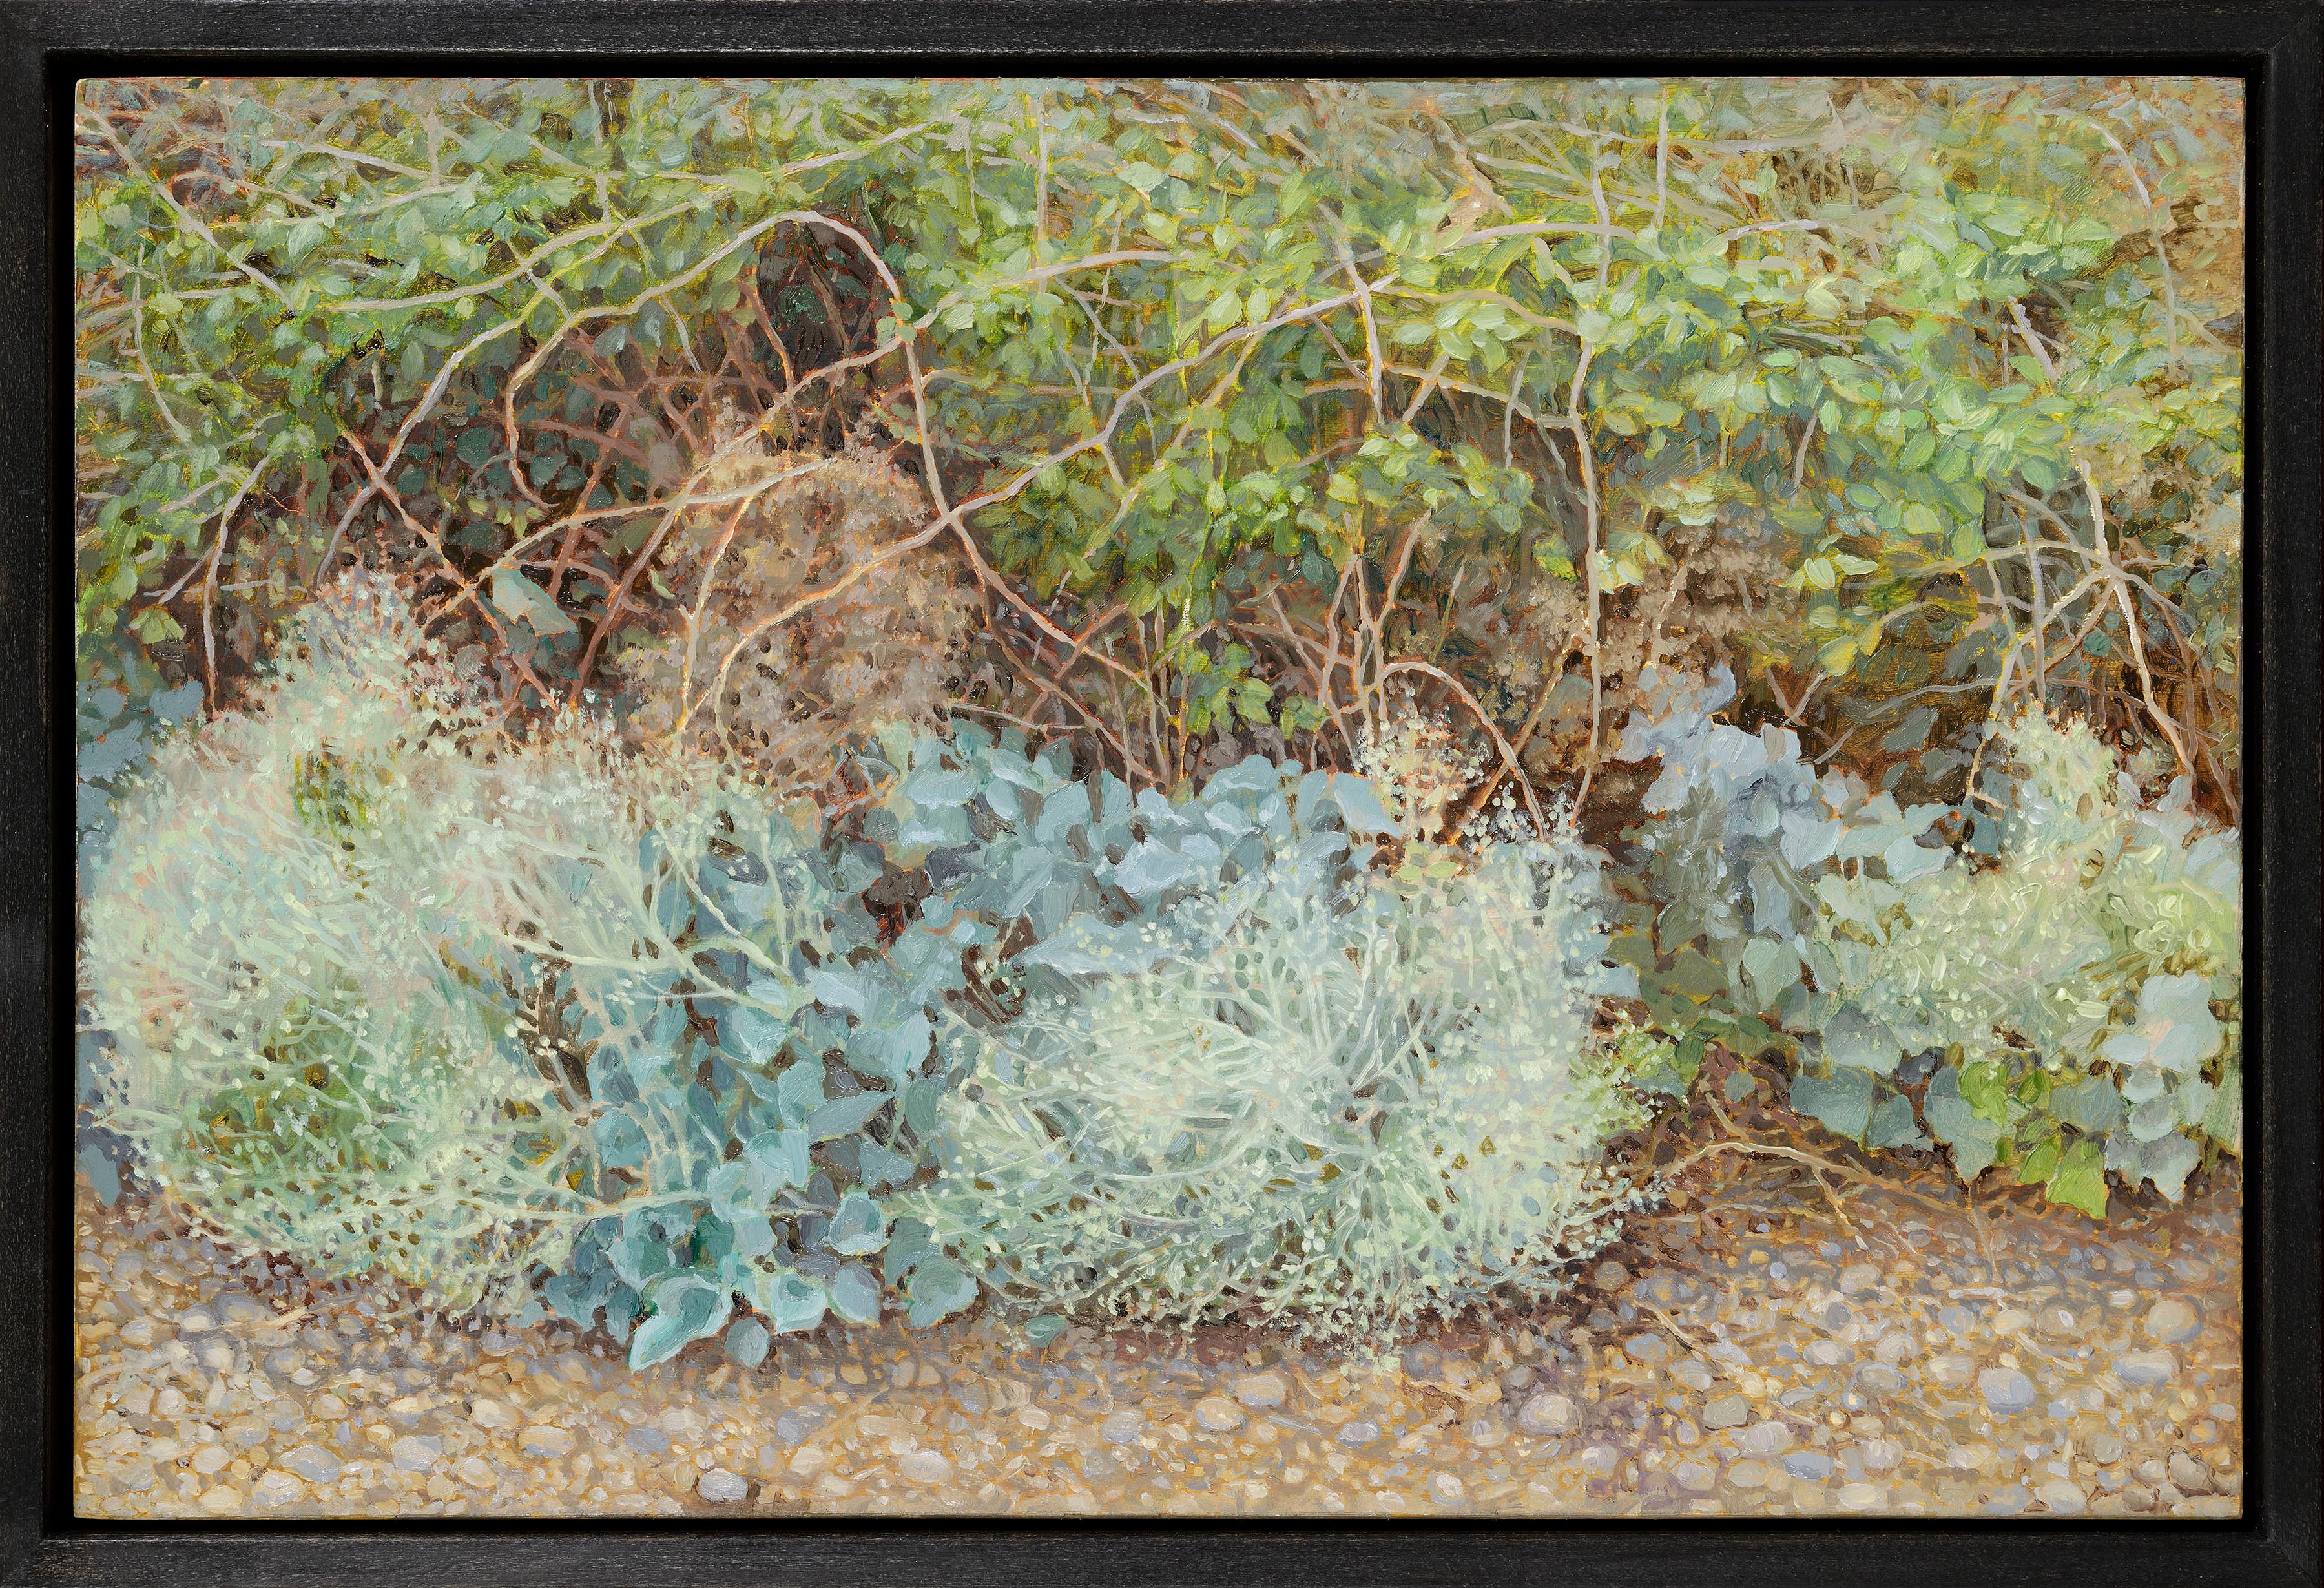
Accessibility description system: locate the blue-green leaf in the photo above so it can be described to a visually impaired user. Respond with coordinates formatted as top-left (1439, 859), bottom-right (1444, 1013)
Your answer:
top-left (628, 1272), bottom-right (731, 1370)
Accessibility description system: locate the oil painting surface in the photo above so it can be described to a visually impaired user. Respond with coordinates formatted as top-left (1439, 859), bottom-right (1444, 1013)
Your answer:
top-left (72, 77), bottom-right (2243, 1520)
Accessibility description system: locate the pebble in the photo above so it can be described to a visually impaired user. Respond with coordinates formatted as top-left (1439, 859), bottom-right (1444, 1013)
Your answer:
top-left (2145, 1299), bottom-right (2201, 1344)
top-left (1837, 1262), bottom-right (1883, 1295)
top-left (1100, 1410), bottom-right (1145, 1445)
top-left (1702, 1395), bottom-right (1750, 1429)
top-left (1334, 1419), bottom-right (1382, 1448)
top-left (1782, 1451), bottom-right (1834, 1480)
top-left (1624, 1333), bottom-right (1670, 1366)
top-left (2167, 1452), bottom-right (2211, 1494)
top-left (389, 1436), bottom-right (441, 1472)
top-left (276, 1445), bottom-right (340, 1483)
top-left (518, 1425), bottom-right (576, 1459)
top-left (1194, 1395), bottom-right (1245, 1433)
top-left (1853, 1364), bottom-right (1905, 1401)
top-left (773, 1407), bottom-right (827, 1447)
top-left (2115, 1350), bottom-right (2179, 1387)
top-left (1229, 1372), bottom-right (1287, 1409)
top-left (1978, 1368), bottom-right (2036, 1414)
top-left (899, 1450), bottom-right (953, 1486)
top-left (253, 1470), bottom-right (304, 1507)
top-left (1738, 1421), bottom-right (1793, 1456)
top-left (697, 1468), bottom-right (751, 1504)
top-left (468, 1399), bottom-right (518, 1430)
top-left (1517, 1393), bottom-right (1577, 1436)
top-left (2038, 1479), bottom-right (2088, 1514)
top-left (1428, 1471), bottom-right (1466, 1506)
top-left (1838, 1481), bottom-right (1885, 1511)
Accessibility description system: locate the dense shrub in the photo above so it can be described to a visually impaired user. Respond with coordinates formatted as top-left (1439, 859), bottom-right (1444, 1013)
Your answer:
top-left (915, 837), bottom-right (1644, 1341)
top-left (1617, 671), bottom-right (2240, 1215)
top-left (75, 78), bottom-right (2241, 815)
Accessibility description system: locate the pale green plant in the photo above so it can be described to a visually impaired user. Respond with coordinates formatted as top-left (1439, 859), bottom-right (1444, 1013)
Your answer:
top-left (81, 574), bottom-right (645, 1309)
top-left (917, 836), bottom-right (1641, 1342)
top-left (1809, 710), bottom-right (2241, 1204)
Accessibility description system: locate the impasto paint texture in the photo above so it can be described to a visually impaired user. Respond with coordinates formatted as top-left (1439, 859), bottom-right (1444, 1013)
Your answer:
top-left (72, 76), bottom-right (2243, 1520)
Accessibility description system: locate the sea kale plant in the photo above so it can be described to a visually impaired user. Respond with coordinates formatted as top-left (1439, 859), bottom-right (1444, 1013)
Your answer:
top-left (1617, 669), bottom-right (2240, 1217)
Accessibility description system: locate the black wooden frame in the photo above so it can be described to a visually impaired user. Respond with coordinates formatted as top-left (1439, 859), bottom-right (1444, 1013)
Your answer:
top-left (2, 5), bottom-right (2316, 1584)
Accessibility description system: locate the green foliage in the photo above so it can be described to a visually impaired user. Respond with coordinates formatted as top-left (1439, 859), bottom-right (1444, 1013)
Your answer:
top-left (517, 745), bottom-right (987, 1366)
top-left (1619, 676), bottom-right (2240, 1215)
top-left (914, 837), bottom-right (1643, 1342)
top-left (72, 74), bottom-right (2245, 1350)
top-left (75, 77), bottom-right (2241, 806)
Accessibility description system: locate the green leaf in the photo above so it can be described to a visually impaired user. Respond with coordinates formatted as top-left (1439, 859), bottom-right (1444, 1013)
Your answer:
top-left (905, 1257), bottom-right (978, 1328)
top-left (756, 1269), bottom-right (830, 1334)
top-left (743, 1127), bottom-right (810, 1193)
top-left (1866, 1091), bottom-right (1929, 1150)
top-left (2016, 1133), bottom-right (2061, 1187)
top-left (488, 568), bottom-right (576, 638)
top-left (1822, 1008), bottom-right (1903, 1075)
top-left (825, 1189), bottom-right (886, 1255)
top-left (829, 1263), bottom-right (882, 1326)
top-left (1958, 1060), bottom-right (2013, 1124)
top-left (805, 1089), bottom-right (893, 1142)
top-left (2044, 1138), bottom-right (2108, 1220)
top-left (628, 1272), bottom-right (732, 1370)
top-left (1789, 1067), bottom-right (1872, 1141)
top-left (1329, 774), bottom-right (1396, 836)
top-left (1925, 1067), bottom-right (2003, 1179)
top-left (723, 1315), bottom-right (771, 1368)
top-left (774, 1060), bottom-right (825, 1127)
top-left (455, 426), bottom-right (495, 467)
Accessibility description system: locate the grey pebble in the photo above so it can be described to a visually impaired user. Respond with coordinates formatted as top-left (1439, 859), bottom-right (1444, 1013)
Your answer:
top-left (1702, 1395), bottom-right (1750, 1429)
top-left (276, 1444), bottom-right (341, 1483)
top-left (773, 1406), bottom-right (827, 1447)
top-left (2144, 1300), bottom-right (2200, 1344)
top-left (1978, 1368), bottom-right (2036, 1414)
top-left (1516, 1393), bottom-right (1577, 1436)
top-left (697, 1468), bottom-right (750, 1504)
top-left (1853, 1364), bottom-right (1905, 1400)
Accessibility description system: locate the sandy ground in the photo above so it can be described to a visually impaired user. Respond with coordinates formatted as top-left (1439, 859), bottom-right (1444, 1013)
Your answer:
top-left (72, 1148), bottom-right (2242, 1521)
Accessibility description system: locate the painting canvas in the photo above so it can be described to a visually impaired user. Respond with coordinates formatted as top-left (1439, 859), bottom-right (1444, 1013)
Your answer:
top-left (71, 76), bottom-right (2243, 1521)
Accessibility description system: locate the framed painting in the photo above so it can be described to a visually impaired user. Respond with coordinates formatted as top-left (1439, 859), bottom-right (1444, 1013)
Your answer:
top-left (3, 3), bottom-right (2317, 1584)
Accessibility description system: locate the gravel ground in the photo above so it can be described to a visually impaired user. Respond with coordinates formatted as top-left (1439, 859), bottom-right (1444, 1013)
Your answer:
top-left (72, 1160), bottom-right (2242, 1520)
